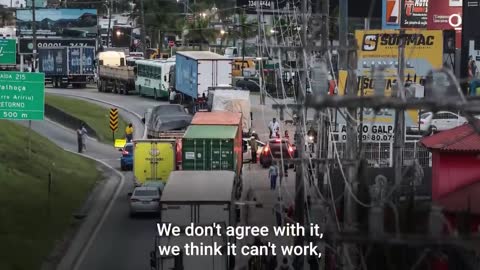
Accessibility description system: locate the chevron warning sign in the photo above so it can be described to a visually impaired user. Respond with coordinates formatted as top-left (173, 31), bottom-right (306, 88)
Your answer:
top-left (109, 108), bottom-right (119, 131)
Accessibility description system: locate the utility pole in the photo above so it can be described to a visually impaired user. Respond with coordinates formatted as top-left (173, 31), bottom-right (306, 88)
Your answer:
top-left (338, 0), bottom-right (348, 70)
top-left (28, 0), bottom-right (38, 160)
top-left (107, 0), bottom-right (112, 47)
top-left (393, 29), bottom-right (406, 187)
top-left (257, 7), bottom-right (265, 105)
top-left (139, 0), bottom-right (147, 56)
top-left (293, 0), bottom-right (308, 269)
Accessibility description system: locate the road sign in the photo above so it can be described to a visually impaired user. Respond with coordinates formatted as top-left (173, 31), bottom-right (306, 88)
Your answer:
top-left (110, 108), bottom-right (119, 131)
top-left (168, 40), bottom-right (175, 47)
top-left (0, 71), bottom-right (45, 120)
top-left (0, 39), bottom-right (16, 65)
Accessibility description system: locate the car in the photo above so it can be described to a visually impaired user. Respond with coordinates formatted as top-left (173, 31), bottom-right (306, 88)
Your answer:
top-left (259, 138), bottom-right (295, 168)
top-left (235, 77), bottom-right (276, 93)
top-left (120, 142), bottom-right (134, 171)
top-left (143, 180), bottom-right (165, 195)
top-left (412, 111), bottom-right (467, 135)
top-left (128, 186), bottom-right (161, 216)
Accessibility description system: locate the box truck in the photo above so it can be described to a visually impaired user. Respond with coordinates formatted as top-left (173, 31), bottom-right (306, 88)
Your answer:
top-left (133, 139), bottom-right (177, 186)
top-left (174, 51), bottom-right (232, 102)
top-left (38, 46), bottom-right (95, 88)
top-left (151, 170), bottom-right (236, 270)
top-left (97, 51), bottom-right (136, 94)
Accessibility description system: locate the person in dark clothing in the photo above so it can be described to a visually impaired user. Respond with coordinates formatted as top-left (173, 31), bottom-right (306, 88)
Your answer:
top-left (77, 128), bottom-right (83, 153)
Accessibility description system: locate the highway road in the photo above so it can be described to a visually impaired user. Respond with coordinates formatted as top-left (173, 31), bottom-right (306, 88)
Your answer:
top-left (42, 87), bottom-right (317, 269)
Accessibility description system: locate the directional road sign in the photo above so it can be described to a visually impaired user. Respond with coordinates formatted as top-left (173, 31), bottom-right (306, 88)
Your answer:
top-left (0, 71), bottom-right (45, 120)
top-left (110, 108), bottom-right (119, 131)
top-left (0, 39), bottom-right (16, 65)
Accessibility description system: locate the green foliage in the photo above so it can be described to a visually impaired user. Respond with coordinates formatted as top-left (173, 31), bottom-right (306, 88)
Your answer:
top-left (45, 94), bottom-right (128, 144)
top-left (0, 120), bottom-right (100, 270)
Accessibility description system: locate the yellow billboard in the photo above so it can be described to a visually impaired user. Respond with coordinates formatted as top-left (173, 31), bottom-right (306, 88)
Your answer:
top-left (356, 29), bottom-right (443, 68)
top-left (334, 29), bottom-right (443, 140)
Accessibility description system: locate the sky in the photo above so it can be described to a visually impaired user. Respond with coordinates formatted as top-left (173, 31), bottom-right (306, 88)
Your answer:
top-left (16, 9), bottom-right (97, 22)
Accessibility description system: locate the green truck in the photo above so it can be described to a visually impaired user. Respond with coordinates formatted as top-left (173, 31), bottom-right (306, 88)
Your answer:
top-left (182, 125), bottom-right (243, 199)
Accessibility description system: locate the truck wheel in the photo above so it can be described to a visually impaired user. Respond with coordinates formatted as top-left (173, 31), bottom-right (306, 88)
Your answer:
top-left (60, 83), bottom-right (69, 88)
top-left (97, 82), bottom-right (102, 92)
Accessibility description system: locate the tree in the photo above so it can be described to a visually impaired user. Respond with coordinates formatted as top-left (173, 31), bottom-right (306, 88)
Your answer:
top-left (184, 16), bottom-right (217, 50)
top-left (226, 11), bottom-right (257, 74)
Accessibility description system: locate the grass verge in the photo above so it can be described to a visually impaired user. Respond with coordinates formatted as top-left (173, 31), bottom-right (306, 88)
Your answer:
top-left (0, 120), bottom-right (100, 270)
top-left (45, 94), bottom-right (128, 144)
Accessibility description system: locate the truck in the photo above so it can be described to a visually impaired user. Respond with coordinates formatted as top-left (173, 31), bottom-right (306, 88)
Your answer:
top-left (133, 139), bottom-right (177, 186)
top-left (38, 46), bottom-right (95, 88)
top-left (142, 104), bottom-right (193, 170)
top-left (208, 89), bottom-right (252, 135)
top-left (182, 124), bottom-right (243, 199)
top-left (97, 51), bottom-right (136, 94)
top-left (151, 170), bottom-right (237, 270)
top-left (174, 51), bottom-right (232, 103)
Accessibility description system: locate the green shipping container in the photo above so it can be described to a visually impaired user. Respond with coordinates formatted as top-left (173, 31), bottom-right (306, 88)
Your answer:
top-left (182, 125), bottom-right (239, 172)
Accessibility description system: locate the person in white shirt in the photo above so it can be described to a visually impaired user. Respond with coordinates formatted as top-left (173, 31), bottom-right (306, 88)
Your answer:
top-left (268, 118), bottom-right (280, 138)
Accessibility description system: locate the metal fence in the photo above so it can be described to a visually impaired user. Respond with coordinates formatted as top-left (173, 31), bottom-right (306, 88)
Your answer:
top-left (329, 139), bottom-right (431, 168)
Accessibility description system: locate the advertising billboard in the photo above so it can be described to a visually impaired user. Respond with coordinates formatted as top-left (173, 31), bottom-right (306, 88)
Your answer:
top-left (335, 29), bottom-right (443, 142)
top-left (382, 0), bottom-right (401, 29)
top-left (427, 0), bottom-right (462, 48)
top-left (16, 9), bottom-right (97, 38)
top-left (400, 0), bottom-right (429, 28)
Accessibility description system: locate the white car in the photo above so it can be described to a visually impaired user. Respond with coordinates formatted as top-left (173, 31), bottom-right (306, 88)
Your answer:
top-left (417, 111), bottom-right (467, 134)
top-left (128, 186), bottom-right (161, 216)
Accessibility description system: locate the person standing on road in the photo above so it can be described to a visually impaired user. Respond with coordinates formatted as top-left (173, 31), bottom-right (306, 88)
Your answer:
top-left (169, 90), bottom-right (176, 104)
top-left (250, 133), bottom-right (258, 163)
top-left (125, 123), bottom-right (134, 142)
top-left (268, 162), bottom-right (279, 190)
top-left (77, 124), bottom-right (87, 153)
top-left (268, 118), bottom-right (280, 138)
top-left (76, 126), bottom-right (83, 153)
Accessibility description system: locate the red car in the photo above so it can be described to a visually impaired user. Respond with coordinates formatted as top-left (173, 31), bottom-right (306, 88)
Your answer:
top-left (259, 138), bottom-right (295, 168)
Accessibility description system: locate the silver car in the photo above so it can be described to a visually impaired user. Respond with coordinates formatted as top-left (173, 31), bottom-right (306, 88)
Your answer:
top-left (129, 186), bottom-right (160, 216)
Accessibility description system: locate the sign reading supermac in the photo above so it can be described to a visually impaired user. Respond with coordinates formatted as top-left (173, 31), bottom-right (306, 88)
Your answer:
top-left (344, 29), bottom-right (445, 131)
top-left (19, 38), bottom-right (96, 54)
top-left (357, 30), bottom-right (443, 67)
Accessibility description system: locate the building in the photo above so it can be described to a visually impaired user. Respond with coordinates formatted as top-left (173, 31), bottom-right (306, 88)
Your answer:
top-left (420, 122), bottom-right (480, 232)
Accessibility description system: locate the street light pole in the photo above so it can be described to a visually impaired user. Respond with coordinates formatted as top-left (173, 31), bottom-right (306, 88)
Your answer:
top-left (107, 0), bottom-right (112, 47)
top-left (140, 0), bottom-right (147, 56)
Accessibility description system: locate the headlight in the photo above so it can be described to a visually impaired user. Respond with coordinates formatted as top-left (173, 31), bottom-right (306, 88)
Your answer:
top-left (308, 136), bottom-right (314, 142)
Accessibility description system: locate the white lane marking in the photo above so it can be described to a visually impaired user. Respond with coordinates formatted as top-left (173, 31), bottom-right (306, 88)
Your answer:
top-left (65, 149), bottom-right (126, 270)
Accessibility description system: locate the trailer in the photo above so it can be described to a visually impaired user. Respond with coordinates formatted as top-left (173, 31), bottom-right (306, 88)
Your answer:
top-left (151, 171), bottom-right (237, 270)
top-left (38, 46), bottom-right (95, 88)
top-left (97, 51), bottom-right (136, 94)
top-left (174, 51), bottom-right (232, 103)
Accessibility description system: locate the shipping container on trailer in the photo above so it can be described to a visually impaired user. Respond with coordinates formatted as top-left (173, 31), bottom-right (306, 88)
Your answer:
top-left (190, 111), bottom-right (243, 174)
top-left (174, 51), bottom-right (232, 101)
top-left (133, 139), bottom-right (176, 186)
top-left (182, 125), bottom-right (242, 199)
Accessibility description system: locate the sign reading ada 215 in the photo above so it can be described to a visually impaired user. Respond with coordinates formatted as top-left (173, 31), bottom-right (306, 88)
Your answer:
top-left (0, 71), bottom-right (45, 120)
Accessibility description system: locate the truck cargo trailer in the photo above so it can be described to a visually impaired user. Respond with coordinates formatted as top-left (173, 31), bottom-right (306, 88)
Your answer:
top-left (38, 46), bottom-right (95, 88)
top-left (174, 51), bottom-right (232, 103)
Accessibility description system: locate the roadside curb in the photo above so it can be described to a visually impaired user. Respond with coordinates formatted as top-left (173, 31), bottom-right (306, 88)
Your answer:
top-left (55, 150), bottom-right (125, 270)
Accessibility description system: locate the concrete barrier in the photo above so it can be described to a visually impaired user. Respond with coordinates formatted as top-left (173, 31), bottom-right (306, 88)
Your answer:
top-left (44, 104), bottom-right (99, 140)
